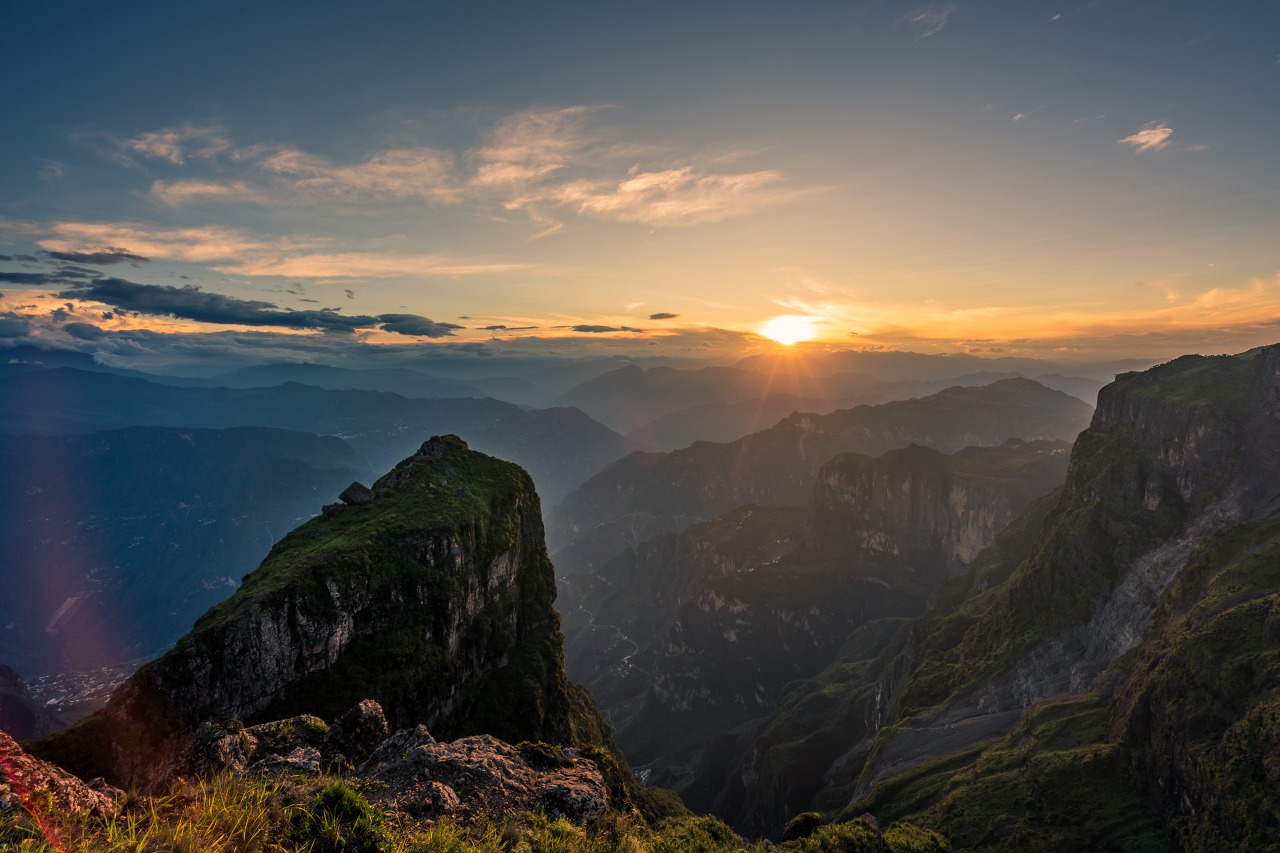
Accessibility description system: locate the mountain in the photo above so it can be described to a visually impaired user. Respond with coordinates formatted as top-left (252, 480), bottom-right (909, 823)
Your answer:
top-left (626, 393), bottom-right (839, 451)
top-left (598, 440), bottom-right (1071, 795)
top-left (0, 664), bottom-right (57, 740)
top-left (0, 367), bottom-right (643, 503)
top-left (551, 378), bottom-right (1093, 576)
top-left (0, 426), bottom-right (373, 676)
top-left (732, 350), bottom-right (1152, 384)
top-left (30, 436), bottom-right (616, 790)
top-left (208, 362), bottom-right (487, 399)
top-left (556, 362), bottom-right (1012, 437)
top-left (697, 345), bottom-right (1280, 850)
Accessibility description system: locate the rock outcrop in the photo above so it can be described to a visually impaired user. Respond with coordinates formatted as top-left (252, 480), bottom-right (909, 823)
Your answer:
top-left (32, 436), bottom-right (614, 789)
top-left (360, 727), bottom-right (610, 824)
top-left (0, 730), bottom-right (120, 820)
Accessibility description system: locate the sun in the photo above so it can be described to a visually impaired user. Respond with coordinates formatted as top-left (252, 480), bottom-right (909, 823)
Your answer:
top-left (758, 314), bottom-right (819, 346)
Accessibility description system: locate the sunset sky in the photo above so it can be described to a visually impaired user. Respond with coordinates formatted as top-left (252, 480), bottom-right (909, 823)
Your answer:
top-left (2, 0), bottom-right (1278, 369)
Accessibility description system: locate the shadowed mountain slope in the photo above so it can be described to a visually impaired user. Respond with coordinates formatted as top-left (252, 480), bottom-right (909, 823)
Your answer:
top-left (31, 436), bottom-right (616, 790)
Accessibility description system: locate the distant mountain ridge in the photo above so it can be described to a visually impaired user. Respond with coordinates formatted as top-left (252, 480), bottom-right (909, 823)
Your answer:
top-left (550, 378), bottom-right (1093, 576)
top-left (0, 366), bottom-right (643, 503)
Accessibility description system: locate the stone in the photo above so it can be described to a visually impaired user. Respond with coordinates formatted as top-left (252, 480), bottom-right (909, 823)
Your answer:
top-left (0, 729), bottom-right (119, 818)
top-left (339, 482), bottom-right (375, 505)
top-left (248, 746), bottom-right (322, 776)
top-left (360, 729), bottom-right (609, 824)
top-left (324, 699), bottom-right (389, 767)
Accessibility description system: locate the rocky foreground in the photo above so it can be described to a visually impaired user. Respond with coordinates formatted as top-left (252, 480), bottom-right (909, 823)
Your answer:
top-left (1, 698), bottom-right (948, 852)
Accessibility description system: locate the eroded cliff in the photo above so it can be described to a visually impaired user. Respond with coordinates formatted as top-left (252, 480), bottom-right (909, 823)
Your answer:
top-left (33, 435), bottom-right (612, 788)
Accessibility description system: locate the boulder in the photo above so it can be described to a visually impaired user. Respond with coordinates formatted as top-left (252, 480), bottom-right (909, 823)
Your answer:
top-left (0, 730), bottom-right (120, 819)
top-left (339, 482), bottom-right (375, 505)
top-left (361, 729), bottom-right (609, 824)
top-left (323, 699), bottom-right (388, 767)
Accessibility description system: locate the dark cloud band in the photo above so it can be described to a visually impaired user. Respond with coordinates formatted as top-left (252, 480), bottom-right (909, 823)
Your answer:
top-left (58, 277), bottom-right (457, 337)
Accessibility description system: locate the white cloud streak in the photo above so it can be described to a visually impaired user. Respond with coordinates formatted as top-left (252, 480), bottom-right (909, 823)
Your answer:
top-left (1119, 121), bottom-right (1175, 152)
top-left (128, 108), bottom-right (799, 230)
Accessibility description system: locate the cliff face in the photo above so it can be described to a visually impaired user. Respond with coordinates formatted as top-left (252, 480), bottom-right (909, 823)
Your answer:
top-left (804, 441), bottom-right (1072, 570)
top-left (33, 436), bottom-right (611, 788)
top-left (605, 440), bottom-right (1071, 799)
top-left (707, 346), bottom-right (1280, 848)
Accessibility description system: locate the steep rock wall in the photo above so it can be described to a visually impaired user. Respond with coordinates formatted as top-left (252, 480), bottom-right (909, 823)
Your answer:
top-left (32, 436), bottom-right (612, 788)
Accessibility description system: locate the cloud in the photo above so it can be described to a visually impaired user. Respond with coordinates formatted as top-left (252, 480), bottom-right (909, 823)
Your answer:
top-left (1119, 121), bottom-right (1175, 153)
top-left (42, 247), bottom-right (150, 265)
top-left (36, 220), bottom-right (299, 264)
top-left (62, 322), bottom-right (109, 340)
top-left (121, 124), bottom-right (232, 164)
top-left (648, 312), bottom-right (679, 320)
top-left (25, 219), bottom-right (522, 281)
top-left (57, 277), bottom-right (459, 337)
top-left (375, 314), bottom-right (463, 337)
top-left (537, 167), bottom-right (788, 227)
top-left (569, 324), bottom-right (645, 333)
top-left (212, 251), bottom-right (528, 279)
top-left (38, 161), bottom-right (69, 182)
top-left (120, 107), bottom-right (801, 231)
top-left (150, 180), bottom-right (266, 206)
top-left (904, 5), bottom-right (954, 38)
top-left (0, 312), bottom-right (32, 338)
top-left (257, 146), bottom-right (459, 203)
top-left (470, 106), bottom-right (596, 189)
top-left (0, 270), bottom-right (93, 286)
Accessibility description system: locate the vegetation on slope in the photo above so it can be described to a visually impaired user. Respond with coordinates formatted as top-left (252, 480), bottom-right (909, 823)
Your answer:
top-left (0, 771), bottom-right (950, 853)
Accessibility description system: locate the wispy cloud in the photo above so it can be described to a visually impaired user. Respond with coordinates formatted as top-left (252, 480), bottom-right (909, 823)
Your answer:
top-left (22, 219), bottom-right (525, 280)
top-left (118, 107), bottom-right (800, 231)
top-left (1118, 121), bottom-right (1175, 153)
top-left (258, 146), bottom-right (459, 203)
top-left (121, 124), bottom-right (232, 164)
top-left (42, 247), bottom-right (149, 266)
top-left (536, 167), bottom-right (788, 227)
top-left (903, 5), bottom-right (955, 38)
top-left (470, 106), bottom-right (596, 188)
top-left (213, 252), bottom-right (528, 279)
top-left (150, 180), bottom-right (266, 206)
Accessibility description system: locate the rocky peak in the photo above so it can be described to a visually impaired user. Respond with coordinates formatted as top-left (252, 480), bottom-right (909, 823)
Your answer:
top-left (32, 436), bottom-right (614, 789)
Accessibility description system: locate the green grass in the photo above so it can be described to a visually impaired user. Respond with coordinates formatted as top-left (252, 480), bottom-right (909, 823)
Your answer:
top-left (0, 769), bottom-right (950, 853)
top-left (846, 695), bottom-right (1167, 853)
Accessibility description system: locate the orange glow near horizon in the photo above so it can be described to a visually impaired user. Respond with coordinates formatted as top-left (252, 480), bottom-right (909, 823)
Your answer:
top-left (758, 315), bottom-right (820, 346)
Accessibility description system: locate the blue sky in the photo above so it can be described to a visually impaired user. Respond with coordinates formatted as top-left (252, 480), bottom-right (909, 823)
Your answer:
top-left (2, 0), bottom-right (1278, 368)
